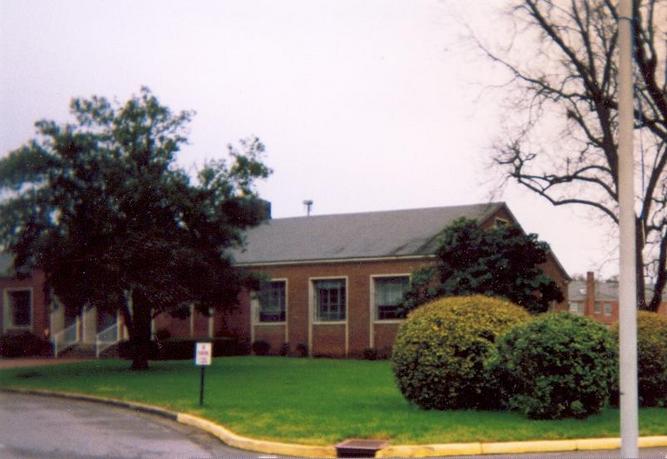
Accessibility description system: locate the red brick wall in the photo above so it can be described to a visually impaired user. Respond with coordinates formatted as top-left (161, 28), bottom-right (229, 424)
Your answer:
top-left (254, 325), bottom-right (286, 353)
top-left (373, 322), bottom-right (401, 356)
top-left (0, 270), bottom-right (49, 338)
top-left (245, 258), bottom-right (434, 357)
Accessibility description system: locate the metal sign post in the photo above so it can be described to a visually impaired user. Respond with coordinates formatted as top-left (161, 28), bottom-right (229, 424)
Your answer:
top-left (195, 342), bottom-right (212, 406)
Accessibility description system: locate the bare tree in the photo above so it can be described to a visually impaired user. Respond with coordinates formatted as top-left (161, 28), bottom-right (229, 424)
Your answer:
top-left (482, 0), bottom-right (667, 310)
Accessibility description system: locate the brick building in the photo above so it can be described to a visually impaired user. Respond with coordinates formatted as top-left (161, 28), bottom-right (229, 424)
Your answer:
top-left (567, 272), bottom-right (667, 325)
top-left (1, 201), bottom-right (570, 358)
top-left (228, 202), bottom-right (570, 357)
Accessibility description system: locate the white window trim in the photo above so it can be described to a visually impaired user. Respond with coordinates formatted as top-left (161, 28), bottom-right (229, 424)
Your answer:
top-left (251, 279), bottom-right (289, 343)
top-left (311, 277), bottom-right (348, 325)
top-left (253, 278), bottom-right (288, 326)
top-left (3, 287), bottom-right (34, 332)
top-left (369, 274), bottom-right (410, 349)
top-left (370, 273), bottom-right (411, 324)
top-left (569, 301), bottom-right (584, 316)
top-left (189, 304), bottom-right (195, 338)
top-left (308, 276), bottom-right (349, 356)
top-left (208, 307), bottom-right (214, 338)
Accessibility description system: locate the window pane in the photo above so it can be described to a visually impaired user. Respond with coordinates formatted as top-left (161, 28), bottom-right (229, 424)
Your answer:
top-left (315, 279), bottom-right (345, 321)
top-left (9, 290), bottom-right (31, 327)
top-left (375, 277), bottom-right (409, 320)
top-left (569, 302), bottom-right (583, 315)
top-left (258, 281), bottom-right (286, 322)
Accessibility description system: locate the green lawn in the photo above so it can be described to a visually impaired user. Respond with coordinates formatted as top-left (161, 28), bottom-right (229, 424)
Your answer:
top-left (0, 357), bottom-right (665, 445)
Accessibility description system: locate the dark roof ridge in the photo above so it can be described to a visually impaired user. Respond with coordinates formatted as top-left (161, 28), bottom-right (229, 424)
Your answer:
top-left (269, 201), bottom-right (506, 222)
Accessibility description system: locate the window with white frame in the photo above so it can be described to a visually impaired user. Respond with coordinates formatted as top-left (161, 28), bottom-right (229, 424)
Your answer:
top-left (604, 302), bottom-right (613, 316)
top-left (374, 276), bottom-right (409, 320)
top-left (568, 302), bottom-right (584, 315)
top-left (258, 281), bottom-right (286, 322)
top-left (6, 289), bottom-right (32, 328)
top-left (314, 279), bottom-right (346, 322)
top-left (594, 302), bottom-right (602, 314)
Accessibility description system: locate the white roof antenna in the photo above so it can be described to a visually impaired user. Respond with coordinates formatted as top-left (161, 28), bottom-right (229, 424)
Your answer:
top-left (303, 200), bottom-right (313, 216)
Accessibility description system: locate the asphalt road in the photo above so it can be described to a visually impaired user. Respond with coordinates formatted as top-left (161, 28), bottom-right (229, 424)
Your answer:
top-left (0, 392), bottom-right (286, 459)
top-left (1, 391), bottom-right (666, 459)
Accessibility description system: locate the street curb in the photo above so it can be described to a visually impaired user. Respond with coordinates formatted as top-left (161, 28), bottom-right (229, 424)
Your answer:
top-left (3, 388), bottom-right (667, 458)
top-left (376, 436), bottom-right (667, 457)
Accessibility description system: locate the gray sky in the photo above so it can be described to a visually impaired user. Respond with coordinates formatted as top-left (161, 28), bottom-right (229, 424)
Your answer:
top-left (0, 0), bottom-right (617, 277)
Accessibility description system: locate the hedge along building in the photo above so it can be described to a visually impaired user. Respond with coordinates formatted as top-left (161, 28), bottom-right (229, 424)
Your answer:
top-left (230, 202), bottom-right (571, 357)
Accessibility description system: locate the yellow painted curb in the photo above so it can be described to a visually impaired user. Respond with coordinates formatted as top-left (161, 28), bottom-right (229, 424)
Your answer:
top-left (376, 442), bottom-right (482, 458)
top-left (481, 439), bottom-right (577, 455)
top-left (639, 436), bottom-right (667, 448)
top-left (575, 438), bottom-right (621, 451)
top-left (177, 413), bottom-right (337, 458)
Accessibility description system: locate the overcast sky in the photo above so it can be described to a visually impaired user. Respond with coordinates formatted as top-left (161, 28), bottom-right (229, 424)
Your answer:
top-left (0, 0), bottom-right (619, 277)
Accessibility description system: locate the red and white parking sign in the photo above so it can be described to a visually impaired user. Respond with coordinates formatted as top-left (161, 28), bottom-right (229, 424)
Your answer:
top-left (195, 342), bottom-right (212, 366)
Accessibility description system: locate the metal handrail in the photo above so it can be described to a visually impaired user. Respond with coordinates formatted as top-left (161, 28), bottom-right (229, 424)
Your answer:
top-left (53, 317), bottom-right (80, 358)
top-left (95, 322), bottom-right (120, 358)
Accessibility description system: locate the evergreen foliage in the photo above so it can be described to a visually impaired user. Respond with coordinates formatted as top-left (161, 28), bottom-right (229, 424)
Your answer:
top-left (0, 88), bottom-right (271, 369)
top-left (402, 218), bottom-right (563, 314)
top-left (494, 313), bottom-right (616, 419)
top-left (611, 311), bottom-right (667, 407)
top-left (391, 295), bottom-right (530, 410)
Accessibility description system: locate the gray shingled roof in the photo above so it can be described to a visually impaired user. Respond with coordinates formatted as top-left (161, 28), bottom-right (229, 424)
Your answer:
top-left (233, 202), bottom-right (505, 265)
top-left (569, 280), bottom-right (619, 302)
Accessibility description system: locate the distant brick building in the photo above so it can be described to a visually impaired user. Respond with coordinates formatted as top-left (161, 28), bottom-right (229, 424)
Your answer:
top-left (567, 272), bottom-right (667, 325)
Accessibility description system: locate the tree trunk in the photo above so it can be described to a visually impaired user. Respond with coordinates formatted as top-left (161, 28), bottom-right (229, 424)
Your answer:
top-left (648, 231), bottom-right (667, 312)
top-left (636, 221), bottom-right (648, 310)
top-left (129, 291), bottom-right (152, 371)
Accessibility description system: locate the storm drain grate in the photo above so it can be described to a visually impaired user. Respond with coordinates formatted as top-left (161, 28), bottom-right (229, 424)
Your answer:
top-left (335, 439), bottom-right (388, 458)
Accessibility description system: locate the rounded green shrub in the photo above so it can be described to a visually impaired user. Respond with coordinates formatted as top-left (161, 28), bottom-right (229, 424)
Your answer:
top-left (611, 311), bottom-right (667, 407)
top-left (391, 295), bottom-right (531, 410)
top-left (496, 312), bottom-right (616, 419)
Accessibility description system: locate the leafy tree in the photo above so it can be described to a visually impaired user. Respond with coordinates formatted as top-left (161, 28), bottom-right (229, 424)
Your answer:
top-left (0, 88), bottom-right (271, 369)
top-left (402, 218), bottom-right (563, 314)
top-left (477, 0), bottom-right (667, 310)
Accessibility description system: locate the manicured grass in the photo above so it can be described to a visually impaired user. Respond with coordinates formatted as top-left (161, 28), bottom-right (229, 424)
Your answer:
top-left (0, 357), bottom-right (665, 445)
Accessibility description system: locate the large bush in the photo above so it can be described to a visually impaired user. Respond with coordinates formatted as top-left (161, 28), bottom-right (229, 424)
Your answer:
top-left (611, 311), bottom-right (667, 407)
top-left (495, 313), bottom-right (616, 419)
top-left (391, 295), bottom-right (530, 410)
